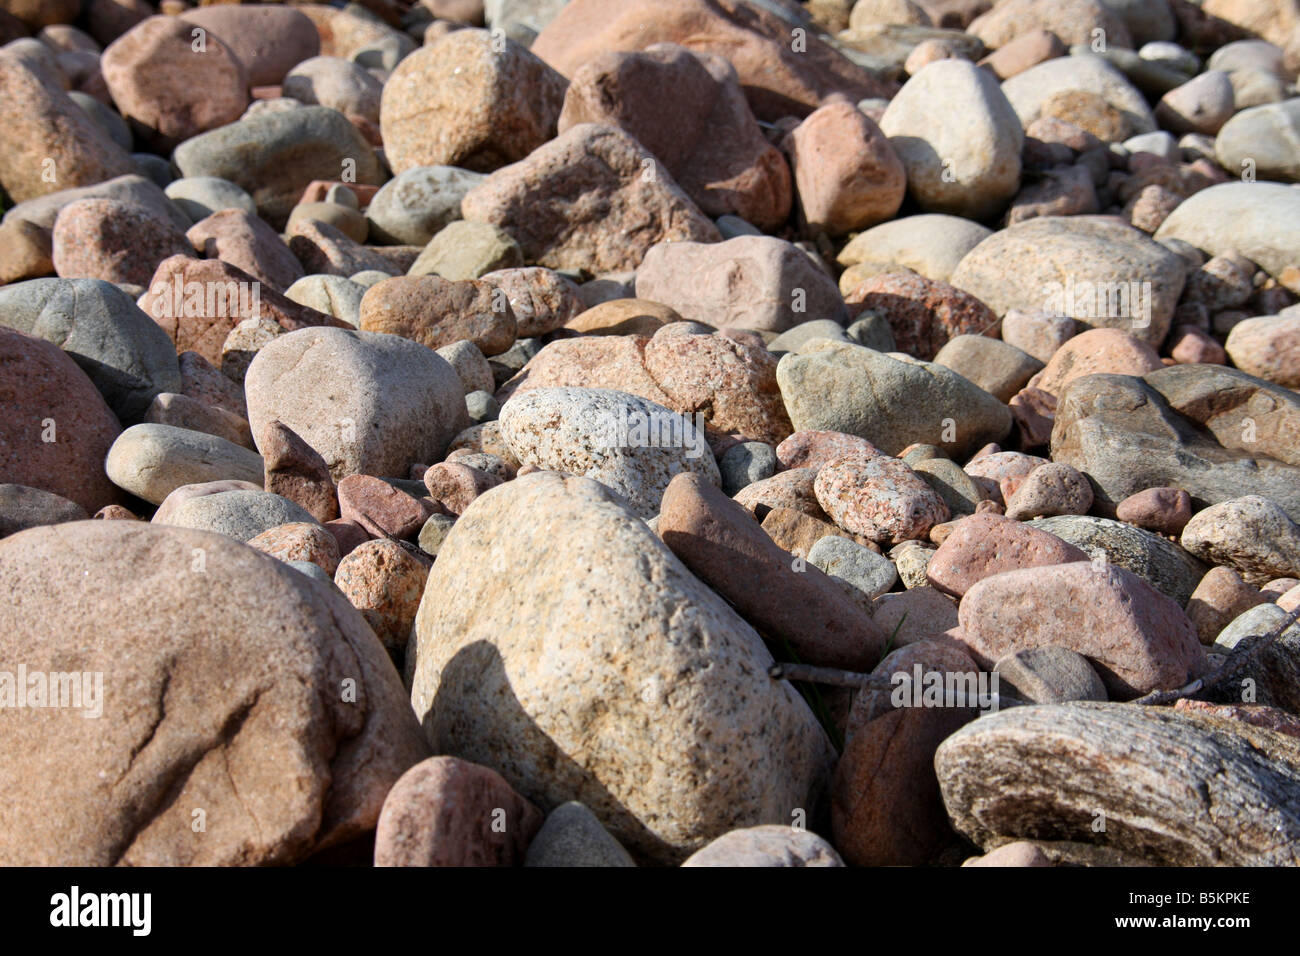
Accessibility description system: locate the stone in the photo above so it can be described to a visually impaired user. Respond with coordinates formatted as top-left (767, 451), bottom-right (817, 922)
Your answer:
top-left (461, 123), bottom-right (720, 273)
top-left (380, 28), bottom-right (566, 174)
top-left (247, 327), bottom-right (466, 483)
top-left (994, 644), bottom-right (1108, 703)
top-left (186, 209), bottom-right (304, 293)
top-left (1225, 316), bottom-right (1300, 388)
top-left (733, 468), bottom-right (827, 520)
top-left (681, 826), bottom-right (844, 867)
top-left (160, 489), bottom-right (317, 542)
top-left (814, 452), bottom-right (950, 545)
top-left (144, 392), bottom-right (250, 450)
top-left (338, 474), bottom-right (433, 541)
top-left (409, 471), bottom-right (835, 864)
top-left (1213, 601), bottom-right (1297, 652)
top-left (776, 341), bottom-right (1013, 458)
top-left (719, 441), bottom-right (777, 495)
top-left (767, 319), bottom-right (853, 353)
top-left (172, 106), bottom-right (385, 230)
top-left (963, 842), bottom-right (1054, 867)
top-left (0, 49), bottom-right (135, 203)
top-left (807, 533), bottom-right (898, 600)
top-left (101, 16), bottom-right (248, 151)
top-left (359, 276), bottom-right (516, 357)
top-left (1004, 462), bottom-right (1093, 520)
top-left (978, 28), bottom-right (1067, 79)
top-left (281, 56), bottom-right (382, 141)
top-left (334, 538), bottom-right (432, 655)
top-left (286, 218), bottom-right (398, 279)
top-left (499, 387), bottom-right (719, 520)
top-left (1006, 162), bottom-right (1099, 224)
top-left (1115, 486), bottom-right (1192, 536)
top-left (911, 456), bottom-right (987, 517)
top-left (284, 275), bottom-right (365, 327)
top-left (1000, 309), bottom-right (1078, 364)
top-left (0, 483), bottom-right (87, 538)
top-left (775, 430), bottom-right (882, 471)
top-left (0, 520), bottom-right (427, 865)
top-left (259, 420), bottom-right (338, 524)
top-left (969, 0), bottom-right (1133, 49)
top-left (530, 0), bottom-right (894, 122)
top-left (1169, 325), bottom-right (1227, 365)
top-left (164, 176), bottom-right (258, 224)
top-left (933, 334), bottom-right (1042, 402)
top-left (1154, 182), bottom-right (1300, 285)
top-left (872, 585), bottom-right (960, 645)
top-left (949, 217), bottom-right (1185, 346)
top-left (1186, 565), bottom-right (1265, 645)
top-left (51, 198), bottom-right (190, 287)
top-left (659, 472), bottom-right (887, 669)
top-left (480, 267), bottom-right (582, 338)
top-left (1155, 70), bottom-right (1235, 136)
top-left (960, 560), bottom-right (1206, 698)
top-left (365, 165), bottom-right (486, 246)
top-left (105, 423), bottom-right (263, 505)
top-left (1180, 496), bottom-right (1300, 586)
top-left (0, 218), bottom-right (55, 284)
top-left (1001, 54), bottom-right (1157, 136)
top-left (408, 220), bottom-right (523, 281)
top-left (436, 341), bottom-right (495, 397)
top-left (1214, 99), bottom-right (1300, 184)
top-left (422, 461), bottom-right (503, 515)
top-left (879, 59), bottom-right (1023, 220)
top-left (760, 506), bottom-right (872, 561)
top-left (246, 521), bottom-right (340, 577)
top-left (893, 540), bottom-right (937, 588)
top-left (846, 273), bottom-right (998, 361)
top-left (373, 755), bottom-right (542, 867)
top-left (836, 213), bottom-right (991, 284)
top-left (926, 512), bottom-right (1088, 597)
top-left (559, 43), bottom-right (792, 232)
top-left (523, 801), bottom-right (637, 867)
top-left (179, 4), bottom-right (319, 87)
top-left (563, 298), bottom-right (676, 337)
top-left (783, 98), bottom-right (904, 236)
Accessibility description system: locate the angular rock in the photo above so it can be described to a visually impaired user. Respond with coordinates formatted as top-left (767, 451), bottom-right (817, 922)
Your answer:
top-left (335, 538), bottom-right (432, 655)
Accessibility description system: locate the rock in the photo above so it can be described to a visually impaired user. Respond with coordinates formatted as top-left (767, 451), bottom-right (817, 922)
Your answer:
top-left (380, 28), bottom-right (565, 174)
top-left (926, 512), bottom-right (1088, 597)
top-left (408, 471), bottom-right (835, 863)
top-left (1006, 162), bottom-right (1099, 224)
top-left (0, 483), bottom-right (87, 537)
top-left (0, 49), bottom-right (135, 203)
top-left (969, 0), bottom-right (1133, 49)
top-left (359, 276), bottom-right (516, 357)
top-left (422, 461), bottom-right (502, 516)
top-left (719, 442), bottom-right (778, 495)
top-left (436, 341), bottom-right (495, 397)
top-left (1169, 324), bottom-right (1227, 365)
top-left (530, 0), bottom-right (894, 122)
top-left (832, 640), bottom-right (980, 865)
top-left (958, 560), bottom-right (1206, 697)
top-left (461, 123), bottom-right (720, 273)
top-left (994, 645), bottom-right (1108, 702)
top-left (0, 217), bottom-right (55, 284)
top-left (105, 423), bottom-right (263, 505)
top-left (101, 16), bottom-right (248, 151)
top-left (873, 585), bottom-right (960, 645)
top-left (775, 429), bottom-right (882, 471)
top-left (1116, 486), bottom-right (1192, 536)
top-left (814, 452), bottom-right (950, 545)
top-left (846, 273), bottom-right (998, 361)
top-left (246, 327), bottom-right (468, 481)
top-left (963, 842), bottom-right (1055, 867)
top-left (160, 489), bottom-right (316, 542)
top-left (560, 43), bottom-right (792, 231)
top-left (1181, 496), bottom-right (1300, 587)
top-left (0, 520), bottom-right (428, 865)
top-left (164, 176), bottom-right (258, 225)
top-left (933, 334), bottom-right (1042, 402)
top-left (1004, 462), bottom-right (1093, 519)
top-left (1155, 70), bottom-right (1235, 136)
top-left (0, 276), bottom-right (179, 423)
top-left (733, 467), bottom-right (827, 520)
top-left (836, 213), bottom-right (991, 283)
top-left (912, 456), bottom-right (988, 516)
top-left (1051, 373), bottom-right (1300, 522)
top-left (659, 472), bottom-right (887, 669)
top-left (760, 506), bottom-right (868, 561)
top-left (284, 275), bottom-right (365, 327)
top-left (334, 538), bottom-right (432, 655)
top-left (0, 327), bottom-right (123, 512)
top-left (1214, 99), bottom-right (1300, 184)
top-left (1154, 182), bottom-right (1300, 285)
top-left (1000, 309), bottom-right (1079, 364)
top-left (179, 4), bottom-right (319, 87)
top-left (978, 28), bottom-right (1067, 80)
top-left (408, 220), bottom-right (523, 281)
top-left (499, 387), bottom-right (719, 519)
top-left (949, 217), bottom-right (1185, 346)
top-left (936, 701), bottom-right (1300, 865)
top-left (258, 419), bottom-right (338, 524)
top-left (524, 801), bottom-right (637, 867)
top-left (144, 390), bottom-right (251, 448)
top-left (807, 533), bottom-right (898, 600)
top-left (338, 474), bottom-right (433, 541)
top-left (636, 236), bottom-right (843, 333)
top-left (1225, 316), bottom-right (1300, 388)
top-left (365, 165), bottom-right (485, 247)
top-left (1186, 565), bottom-right (1265, 645)
top-left (50, 198), bottom-right (190, 287)
top-left (1001, 54), bottom-right (1157, 135)
top-left (246, 521), bottom-right (340, 577)
top-left (172, 106), bottom-right (385, 230)
top-left (286, 217), bottom-right (398, 279)
top-left (186, 209), bottom-right (304, 293)
top-left (878, 59), bottom-right (1023, 221)
top-left (783, 98), bottom-right (903, 236)
top-left (1214, 601), bottom-right (1297, 653)
top-left (479, 267), bottom-right (581, 338)
top-left (776, 341), bottom-right (1013, 458)
top-left (681, 826), bottom-right (844, 867)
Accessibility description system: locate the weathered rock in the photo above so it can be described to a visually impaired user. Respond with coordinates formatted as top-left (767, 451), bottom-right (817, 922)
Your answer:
top-left (836, 213), bottom-right (991, 283)
top-left (523, 801), bottom-right (638, 867)
top-left (1226, 316), bottom-right (1300, 388)
top-left (1154, 182), bottom-right (1300, 286)
top-left (969, 0), bottom-right (1133, 49)
top-left (1001, 54), bottom-right (1157, 134)
top-left (994, 645), bottom-right (1108, 703)
top-left (246, 521), bottom-right (340, 577)
top-left (338, 474), bottom-right (433, 541)
top-left (1115, 486), bottom-right (1192, 536)
top-left (334, 538), bottom-right (432, 655)
top-left (359, 276), bottom-right (517, 357)
top-left (1186, 566), bottom-right (1265, 645)
top-left (845, 272), bottom-right (997, 361)
top-left (51, 197), bottom-right (190, 288)
top-left (807, 533), bottom-right (898, 600)
top-left (814, 452), bottom-right (950, 545)
top-left (1181, 496), bottom-right (1300, 587)
top-left (1213, 97), bottom-right (1300, 184)
top-left (1004, 462), bottom-right (1093, 520)
top-left (186, 209), bottom-right (304, 293)
top-left (179, 4), bottom-right (319, 87)
top-left (480, 267), bottom-right (582, 338)
top-left (365, 165), bottom-right (486, 247)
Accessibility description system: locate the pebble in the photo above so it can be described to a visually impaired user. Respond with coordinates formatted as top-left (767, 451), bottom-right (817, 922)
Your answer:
top-left (1115, 486), bottom-right (1193, 536)
top-left (1185, 566), bottom-right (1265, 645)
top-left (682, 826), bottom-right (844, 867)
top-left (993, 645), bottom-right (1108, 703)
top-left (246, 521), bottom-right (341, 577)
top-left (814, 452), bottom-right (950, 546)
top-left (719, 441), bottom-right (777, 496)
top-left (524, 802), bottom-right (637, 868)
top-left (925, 512), bottom-right (1088, 597)
top-left (335, 538), bottom-right (433, 655)
top-left (160, 489), bottom-right (317, 543)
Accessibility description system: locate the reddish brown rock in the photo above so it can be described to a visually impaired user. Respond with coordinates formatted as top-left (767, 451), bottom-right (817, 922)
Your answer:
top-left (1183, 565), bottom-right (1265, 645)
top-left (963, 450), bottom-right (1049, 504)
top-left (814, 452), bottom-right (950, 545)
top-left (926, 512), bottom-right (1088, 597)
top-left (338, 474), bottom-right (434, 541)
top-left (374, 756), bottom-right (544, 867)
top-left (334, 538), bottom-right (432, 654)
top-left (1030, 327), bottom-right (1164, 399)
top-left (1169, 325), bottom-right (1227, 365)
top-left (958, 561), bottom-right (1207, 698)
top-left (186, 209), bottom-right (305, 293)
top-left (659, 472), bottom-right (887, 670)
top-left (759, 506), bottom-right (880, 560)
top-left (359, 276), bottom-right (517, 357)
top-left (177, 4), bottom-right (320, 88)
top-left (845, 272), bottom-right (997, 361)
top-left (52, 198), bottom-right (190, 287)
top-left (558, 43), bottom-right (792, 231)
top-left (732, 467), bottom-right (827, 521)
top-left (460, 123), bottom-right (721, 273)
top-left (144, 392), bottom-right (253, 450)
top-left (101, 16), bottom-right (249, 151)
top-left (776, 430), bottom-right (883, 472)
top-left (286, 217), bottom-right (399, 278)
top-left (0, 327), bottom-right (123, 513)
top-left (246, 521), bottom-right (341, 577)
top-left (0, 217), bottom-right (55, 284)
top-left (1173, 699), bottom-right (1300, 740)
top-left (783, 98), bottom-right (906, 237)
top-left (977, 27), bottom-right (1065, 79)
top-left (324, 517), bottom-right (369, 558)
top-left (259, 420), bottom-right (339, 523)
top-left (94, 504), bottom-right (138, 520)
top-left (563, 298), bottom-right (680, 337)
top-left (422, 461), bottom-right (502, 516)
top-left (1116, 486), bottom-right (1193, 536)
top-left (480, 267), bottom-right (583, 338)
top-left (1003, 461), bottom-right (1093, 520)
top-left (496, 335), bottom-right (675, 408)
top-left (531, 0), bottom-right (896, 122)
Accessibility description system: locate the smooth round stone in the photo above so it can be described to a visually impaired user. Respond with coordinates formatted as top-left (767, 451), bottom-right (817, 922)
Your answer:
top-left (68, 90), bottom-right (132, 151)
top-left (767, 320), bottom-right (852, 354)
top-left (1155, 182), bottom-right (1300, 284)
top-left (523, 801), bottom-right (637, 867)
top-left (283, 274), bottom-right (365, 327)
top-left (286, 559), bottom-right (333, 584)
top-left (837, 214), bottom-right (992, 284)
top-left (161, 489), bottom-right (317, 542)
top-left (806, 534), bottom-right (898, 601)
top-left (681, 825), bottom-right (844, 867)
top-left (1123, 130), bottom-right (1178, 161)
top-left (846, 311), bottom-right (896, 351)
top-left (994, 645), bottom-right (1108, 703)
top-left (132, 153), bottom-right (173, 189)
top-left (1214, 99), bottom-right (1300, 185)
top-left (465, 390), bottom-right (499, 423)
top-left (1138, 42), bottom-right (1199, 75)
top-left (436, 339), bottom-right (494, 396)
top-left (164, 176), bottom-right (259, 224)
top-left (349, 270), bottom-right (390, 288)
top-left (719, 441), bottom-right (777, 496)
top-left (365, 165), bottom-right (486, 246)
top-left (105, 423), bottom-right (265, 505)
top-left (0, 484), bottom-right (88, 538)
top-left (1001, 54), bottom-right (1157, 135)
top-left (286, 200), bottom-right (370, 244)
